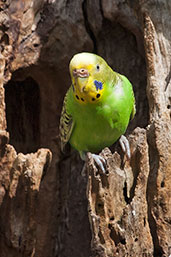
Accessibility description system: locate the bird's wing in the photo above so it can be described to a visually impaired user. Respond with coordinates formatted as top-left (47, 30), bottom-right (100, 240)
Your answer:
top-left (59, 94), bottom-right (74, 152)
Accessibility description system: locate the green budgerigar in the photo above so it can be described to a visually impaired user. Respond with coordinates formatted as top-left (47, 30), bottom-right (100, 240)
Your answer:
top-left (59, 52), bottom-right (135, 172)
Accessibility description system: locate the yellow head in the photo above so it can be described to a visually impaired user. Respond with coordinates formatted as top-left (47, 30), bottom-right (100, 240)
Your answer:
top-left (69, 52), bottom-right (111, 104)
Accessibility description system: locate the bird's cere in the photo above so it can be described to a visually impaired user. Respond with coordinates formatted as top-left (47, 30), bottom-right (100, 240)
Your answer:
top-left (73, 68), bottom-right (89, 78)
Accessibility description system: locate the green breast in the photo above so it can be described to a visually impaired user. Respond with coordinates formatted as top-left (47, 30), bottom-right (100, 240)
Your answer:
top-left (67, 75), bottom-right (134, 153)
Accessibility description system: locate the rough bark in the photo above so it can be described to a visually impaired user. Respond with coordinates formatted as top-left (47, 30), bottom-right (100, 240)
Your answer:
top-left (0, 0), bottom-right (170, 257)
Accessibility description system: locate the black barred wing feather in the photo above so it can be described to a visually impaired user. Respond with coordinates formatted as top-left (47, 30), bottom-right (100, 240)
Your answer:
top-left (59, 96), bottom-right (74, 152)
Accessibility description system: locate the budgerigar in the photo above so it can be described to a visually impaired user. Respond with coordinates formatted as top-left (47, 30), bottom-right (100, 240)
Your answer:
top-left (59, 52), bottom-right (135, 173)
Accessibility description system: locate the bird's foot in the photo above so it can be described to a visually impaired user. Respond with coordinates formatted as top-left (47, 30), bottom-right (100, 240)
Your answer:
top-left (119, 135), bottom-right (131, 159)
top-left (90, 153), bottom-right (106, 174)
top-left (80, 151), bottom-right (107, 174)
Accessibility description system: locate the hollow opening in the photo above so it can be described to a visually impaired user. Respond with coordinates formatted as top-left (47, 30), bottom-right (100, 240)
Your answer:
top-left (5, 76), bottom-right (40, 154)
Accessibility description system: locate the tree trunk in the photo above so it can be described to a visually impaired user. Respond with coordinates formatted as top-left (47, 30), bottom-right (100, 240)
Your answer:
top-left (0, 0), bottom-right (170, 256)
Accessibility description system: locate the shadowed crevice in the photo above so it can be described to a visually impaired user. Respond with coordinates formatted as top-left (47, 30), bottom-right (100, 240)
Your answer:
top-left (5, 76), bottom-right (40, 154)
top-left (146, 127), bottom-right (164, 257)
top-left (82, 0), bottom-right (98, 53)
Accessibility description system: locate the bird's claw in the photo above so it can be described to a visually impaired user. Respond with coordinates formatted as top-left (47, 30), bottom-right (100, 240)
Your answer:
top-left (91, 153), bottom-right (106, 174)
top-left (119, 135), bottom-right (131, 159)
top-left (79, 151), bottom-right (107, 174)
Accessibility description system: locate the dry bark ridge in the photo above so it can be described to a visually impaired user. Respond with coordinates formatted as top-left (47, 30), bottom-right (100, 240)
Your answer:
top-left (0, 0), bottom-right (171, 257)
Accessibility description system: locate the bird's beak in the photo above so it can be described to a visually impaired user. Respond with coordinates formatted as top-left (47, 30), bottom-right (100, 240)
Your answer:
top-left (72, 68), bottom-right (89, 93)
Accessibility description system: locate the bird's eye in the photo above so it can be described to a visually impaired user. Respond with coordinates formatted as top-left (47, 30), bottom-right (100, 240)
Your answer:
top-left (96, 64), bottom-right (100, 71)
